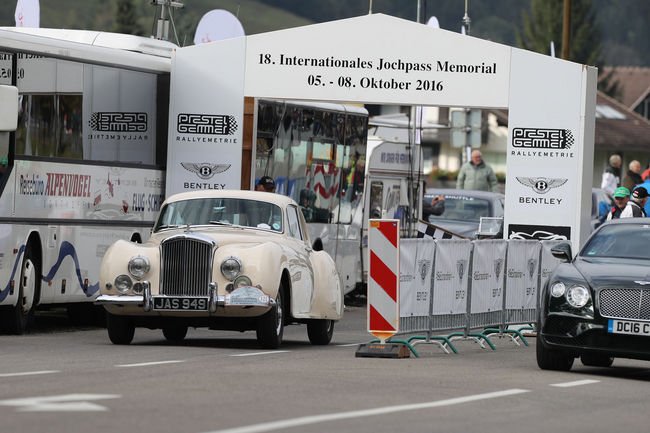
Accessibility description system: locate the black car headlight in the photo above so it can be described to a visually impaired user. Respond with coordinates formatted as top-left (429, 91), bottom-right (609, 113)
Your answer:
top-left (128, 256), bottom-right (150, 280)
top-left (548, 279), bottom-right (593, 316)
top-left (566, 285), bottom-right (590, 308)
top-left (550, 282), bottom-right (566, 297)
top-left (221, 257), bottom-right (242, 281)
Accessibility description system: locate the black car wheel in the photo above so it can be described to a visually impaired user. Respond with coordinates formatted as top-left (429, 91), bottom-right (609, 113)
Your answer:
top-left (162, 325), bottom-right (188, 342)
top-left (580, 353), bottom-right (614, 367)
top-left (307, 319), bottom-right (334, 345)
top-left (536, 335), bottom-right (574, 371)
top-left (106, 313), bottom-right (135, 345)
top-left (256, 285), bottom-right (284, 349)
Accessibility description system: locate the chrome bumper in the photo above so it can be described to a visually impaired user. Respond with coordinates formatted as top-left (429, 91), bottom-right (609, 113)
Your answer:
top-left (95, 282), bottom-right (275, 313)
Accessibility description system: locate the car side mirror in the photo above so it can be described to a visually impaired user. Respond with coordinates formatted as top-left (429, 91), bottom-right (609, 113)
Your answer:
top-left (550, 242), bottom-right (572, 262)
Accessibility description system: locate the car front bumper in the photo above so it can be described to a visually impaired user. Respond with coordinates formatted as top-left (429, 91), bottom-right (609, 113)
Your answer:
top-left (540, 313), bottom-right (650, 361)
top-left (95, 281), bottom-right (275, 314)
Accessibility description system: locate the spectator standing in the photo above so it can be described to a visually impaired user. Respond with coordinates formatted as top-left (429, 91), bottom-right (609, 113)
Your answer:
top-left (621, 160), bottom-right (643, 190)
top-left (255, 175), bottom-right (275, 193)
top-left (621, 186), bottom-right (648, 218)
top-left (637, 176), bottom-right (650, 216)
top-left (299, 188), bottom-right (315, 222)
top-left (641, 163), bottom-right (650, 181)
top-left (601, 154), bottom-right (622, 196)
top-left (456, 150), bottom-right (498, 192)
top-left (606, 186), bottom-right (630, 221)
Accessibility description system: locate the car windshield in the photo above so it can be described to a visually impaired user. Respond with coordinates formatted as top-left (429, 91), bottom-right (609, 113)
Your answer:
top-left (425, 194), bottom-right (491, 222)
top-left (581, 223), bottom-right (650, 259)
top-left (154, 198), bottom-right (283, 232)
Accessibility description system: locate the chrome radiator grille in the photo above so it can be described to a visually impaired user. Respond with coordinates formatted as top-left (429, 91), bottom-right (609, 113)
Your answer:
top-left (160, 237), bottom-right (213, 296)
top-left (599, 288), bottom-right (650, 321)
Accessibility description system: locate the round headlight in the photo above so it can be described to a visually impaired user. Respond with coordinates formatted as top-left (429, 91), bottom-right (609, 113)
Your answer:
top-left (132, 282), bottom-right (144, 294)
top-left (233, 275), bottom-right (252, 289)
top-left (566, 285), bottom-right (590, 308)
top-left (221, 257), bottom-right (242, 281)
top-left (550, 282), bottom-right (566, 297)
top-left (128, 256), bottom-right (150, 279)
top-left (114, 274), bottom-right (133, 293)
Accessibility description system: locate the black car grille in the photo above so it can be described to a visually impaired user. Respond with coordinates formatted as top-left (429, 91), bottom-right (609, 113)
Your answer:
top-left (160, 237), bottom-right (213, 296)
top-left (599, 288), bottom-right (650, 321)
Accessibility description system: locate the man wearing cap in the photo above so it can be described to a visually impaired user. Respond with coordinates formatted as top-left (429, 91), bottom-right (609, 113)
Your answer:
top-left (255, 175), bottom-right (276, 193)
top-left (606, 186), bottom-right (631, 221)
top-left (621, 186), bottom-right (648, 218)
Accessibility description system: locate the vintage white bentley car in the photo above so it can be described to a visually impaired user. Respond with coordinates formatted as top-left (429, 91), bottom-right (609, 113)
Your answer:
top-left (96, 190), bottom-right (343, 349)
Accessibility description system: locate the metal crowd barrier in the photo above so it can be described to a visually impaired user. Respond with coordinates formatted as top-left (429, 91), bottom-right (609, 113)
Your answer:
top-left (394, 238), bottom-right (564, 354)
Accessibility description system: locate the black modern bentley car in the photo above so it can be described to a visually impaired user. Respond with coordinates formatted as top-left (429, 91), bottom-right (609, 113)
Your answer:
top-left (537, 218), bottom-right (650, 371)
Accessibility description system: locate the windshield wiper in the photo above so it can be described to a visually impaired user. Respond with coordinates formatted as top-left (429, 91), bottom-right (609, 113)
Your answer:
top-left (209, 220), bottom-right (232, 226)
top-left (155, 224), bottom-right (180, 231)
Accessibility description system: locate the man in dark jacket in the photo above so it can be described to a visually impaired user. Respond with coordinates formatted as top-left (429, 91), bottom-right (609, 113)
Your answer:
top-left (422, 194), bottom-right (445, 221)
top-left (622, 160), bottom-right (643, 190)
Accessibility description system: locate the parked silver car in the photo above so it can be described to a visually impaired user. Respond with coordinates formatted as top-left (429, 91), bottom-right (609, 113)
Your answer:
top-left (423, 188), bottom-right (505, 238)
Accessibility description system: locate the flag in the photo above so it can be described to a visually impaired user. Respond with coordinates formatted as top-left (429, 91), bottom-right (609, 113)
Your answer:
top-left (416, 220), bottom-right (466, 240)
top-left (15, 0), bottom-right (39, 28)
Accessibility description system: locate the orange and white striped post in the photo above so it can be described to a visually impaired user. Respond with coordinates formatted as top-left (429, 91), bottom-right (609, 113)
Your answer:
top-left (367, 219), bottom-right (399, 343)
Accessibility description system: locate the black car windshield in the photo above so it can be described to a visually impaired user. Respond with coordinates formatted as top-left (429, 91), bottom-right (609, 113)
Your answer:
top-left (582, 223), bottom-right (650, 259)
top-left (425, 194), bottom-right (491, 222)
top-left (154, 198), bottom-right (283, 232)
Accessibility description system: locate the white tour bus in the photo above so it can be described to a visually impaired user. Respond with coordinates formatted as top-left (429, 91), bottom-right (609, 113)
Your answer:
top-left (0, 28), bottom-right (174, 333)
top-left (0, 28), bottom-right (423, 333)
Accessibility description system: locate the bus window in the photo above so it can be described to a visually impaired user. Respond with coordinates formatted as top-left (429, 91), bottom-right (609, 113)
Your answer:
top-left (369, 181), bottom-right (383, 219)
top-left (16, 94), bottom-right (56, 157)
top-left (58, 94), bottom-right (82, 158)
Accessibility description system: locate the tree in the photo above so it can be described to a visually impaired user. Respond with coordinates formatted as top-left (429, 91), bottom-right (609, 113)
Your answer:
top-left (517, 0), bottom-right (619, 95)
top-left (114, 0), bottom-right (141, 36)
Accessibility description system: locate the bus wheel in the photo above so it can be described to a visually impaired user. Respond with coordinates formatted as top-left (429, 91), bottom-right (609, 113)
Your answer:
top-left (4, 245), bottom-right (40, 335)
top-left (106, 313), bottom-right (135, 345)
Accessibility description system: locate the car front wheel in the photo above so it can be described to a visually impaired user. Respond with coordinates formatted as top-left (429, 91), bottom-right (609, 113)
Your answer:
top-left (307, 319), bottom-right (334, 345)
top-left (536, 335), bottom-right (574, 371)
top-left (256, 285), bottom-right (284, 349)
top-left (106, 313), bottom-right (135, 345)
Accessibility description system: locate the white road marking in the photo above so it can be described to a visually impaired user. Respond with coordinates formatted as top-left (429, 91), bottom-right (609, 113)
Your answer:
top-left (336, 343), bottom-right (364, 347)
top-left (0, 394), bottom-right (121, 412)
top-left (0, 370), bottom-right (60, 378)
top-left (115, 360), bottom-right (185, 368)
top-left (550, 379), bottom-right (600, 388)
top-left (230, 351), bottom-right (290, 357)
top-left (201, 388), bottom-right (530, 433)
